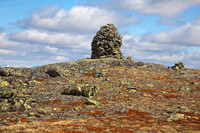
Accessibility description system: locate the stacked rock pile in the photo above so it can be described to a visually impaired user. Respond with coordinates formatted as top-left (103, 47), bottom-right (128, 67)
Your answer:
top-left (91, 24), bottom-right (123, 59)
top-left (172, 62), bottom-right (185, 70)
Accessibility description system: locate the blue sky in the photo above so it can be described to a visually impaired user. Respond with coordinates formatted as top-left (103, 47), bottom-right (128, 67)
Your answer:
top-left (0, 0), bottom-right (200, 68)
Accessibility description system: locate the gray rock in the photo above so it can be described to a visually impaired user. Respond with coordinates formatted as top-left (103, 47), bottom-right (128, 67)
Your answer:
top-left (63, 84), bottom-right (82, 96)
top-left (82, 85), bottom-right (99, 97)
top-left (91, 24), bottom-right (123, 59)
top-left (166, 113), bottom-right (190, 122)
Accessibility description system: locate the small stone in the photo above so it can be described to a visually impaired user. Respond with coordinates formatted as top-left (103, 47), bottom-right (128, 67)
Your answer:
top-left (179, 86), bottom-right (190, 91)
top-left (166, 113), bottom-right (190, 122)
top-left (74, 106), bottom-right (82, 111)
top-left (145, 84), bottom-right (154, 87)
top-left (178, 106), bottom-right (190, 113)
top-left (63, 83), bottom-right (82, 96)
top-left (166, 108), bottom-right (175, 114)
top-left (130, 89), bottom-right (136, 93)
top-left (86, 99), bottom-right (101, 106)
top-left (94, 72), bottom-right (107, 78)
top-left (37, 107), bottom-right (52, 114)
top-left (28, 112), bottom-right (35, 116)
top-left (53, 107), bottom-right (61, 112)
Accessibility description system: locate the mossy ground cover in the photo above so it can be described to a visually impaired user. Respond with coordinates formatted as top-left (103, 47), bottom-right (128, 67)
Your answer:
top-left (0, 58), bottom-right (199, 132)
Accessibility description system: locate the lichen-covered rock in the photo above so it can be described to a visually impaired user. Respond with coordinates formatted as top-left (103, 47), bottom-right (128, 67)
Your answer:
top-left (91, 24), bottom-right (123, 59)
top-left (0, 80), bottom-right (9, 87)
top-left (82, 85), bottom-right (99, 97)
top-left (94, 72), bottom-right (107, 78)
top-left (46, 69), bottom-right (60, 77)
top-left (0, 69), bottom-right (9, 76)
top-left (0, 88), bottom-right (36, 112)
top-left (37, 107), bottom-right (52, 114)
top-left (166, 113), bottom-right (190, 122)
top-left (86, 99), bottom-right (101, 106)
top-left (63, 84), bottom-right (82, 96)
top-left (178, 106), bottom-right (190, 113)
top-left (179, 86), bottom-right (190, 92)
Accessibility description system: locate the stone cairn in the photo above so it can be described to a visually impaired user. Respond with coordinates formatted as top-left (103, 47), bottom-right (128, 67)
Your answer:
top-left (91, 24), bottom-right (123, 59)
top-left (170, 62), bottom-right (186, 70)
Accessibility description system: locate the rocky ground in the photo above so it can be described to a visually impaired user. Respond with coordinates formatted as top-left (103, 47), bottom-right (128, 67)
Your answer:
top-left (0, 58), bottom-right (199, 133)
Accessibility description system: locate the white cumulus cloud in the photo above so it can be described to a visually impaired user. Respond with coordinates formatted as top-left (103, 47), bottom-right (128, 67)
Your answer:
top-left (102, 0), bottom-right (200, 17)
top-left (17, 6), bottom-right (139, 32)
top-left (10, 29), bottom-right (92, 49)
top-left (142, 18), bottom-right (200, 46)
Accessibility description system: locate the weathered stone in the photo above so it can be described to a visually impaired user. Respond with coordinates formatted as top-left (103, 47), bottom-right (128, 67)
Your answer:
top-left (91, 24), bottom-right (123, 59)
top-left (46, 69), bottom-right (60, 77)
top-left (166, 113), bottom-right (190, 121)
top-left (0, 69), bottom-right (9, 76)
top-left (82, 85), bottom-right (99, 97)
top-left (94, 72), bottom-right (107, 78)
top-left (137, 61), bottom-right (145, 66)
top-left (179, 86), bottom-right (190, 92)
top-left (178, 106), bottom-right (190, 113)
top-left (63, 84), bottom-right (82, 96)
top-left (86, 99), bottom-right (101, 106)
top-left (37, 107), bottom-right (52, 114)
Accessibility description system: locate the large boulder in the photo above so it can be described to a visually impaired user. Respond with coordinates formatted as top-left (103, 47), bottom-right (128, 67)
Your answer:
top-left (91, 24), bottom-right (123, 59)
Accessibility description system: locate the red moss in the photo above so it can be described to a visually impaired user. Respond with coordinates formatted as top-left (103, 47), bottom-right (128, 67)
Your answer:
top-left (36, 77), bottom-right (52, 82)
top-left (49, 129), bottom-right (84, 133)
top-left (63, 80), bottom-right (69, 83)
top-left (20, 117), bottom-right (30, 123)
top-left (36, 99), bottom-right (61, 106)
top-left (153, 76), bottom-right (166, 80)
top-left (85, 111), bottom-right (104, 116)
top-left (42, 120), bottom-right (59, 122)
top-left (119, 84), bottom-right (128, 87)
top-left (69, 101), bottom-right (86, 106)
top-left (86, 126), bottom-right (107, 132)
top-left (165, 89), bottom-right (178, 93)
top-left (138, 89), bottom-right (157, 93)
top-left (84, 72), bottom-right (96, 77)
top-left (60, 106), bottom-right (70, 111)
top-left (154, 94), bottom-right (179, 98)
top-left (195, 87), bottom-right (200, 92)
top-left (110, 128), bottom-right (136, 133)
top-left (124, 109), bottom-right (153, 121)
top-left (12, 81), bottom-right (21, 86)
